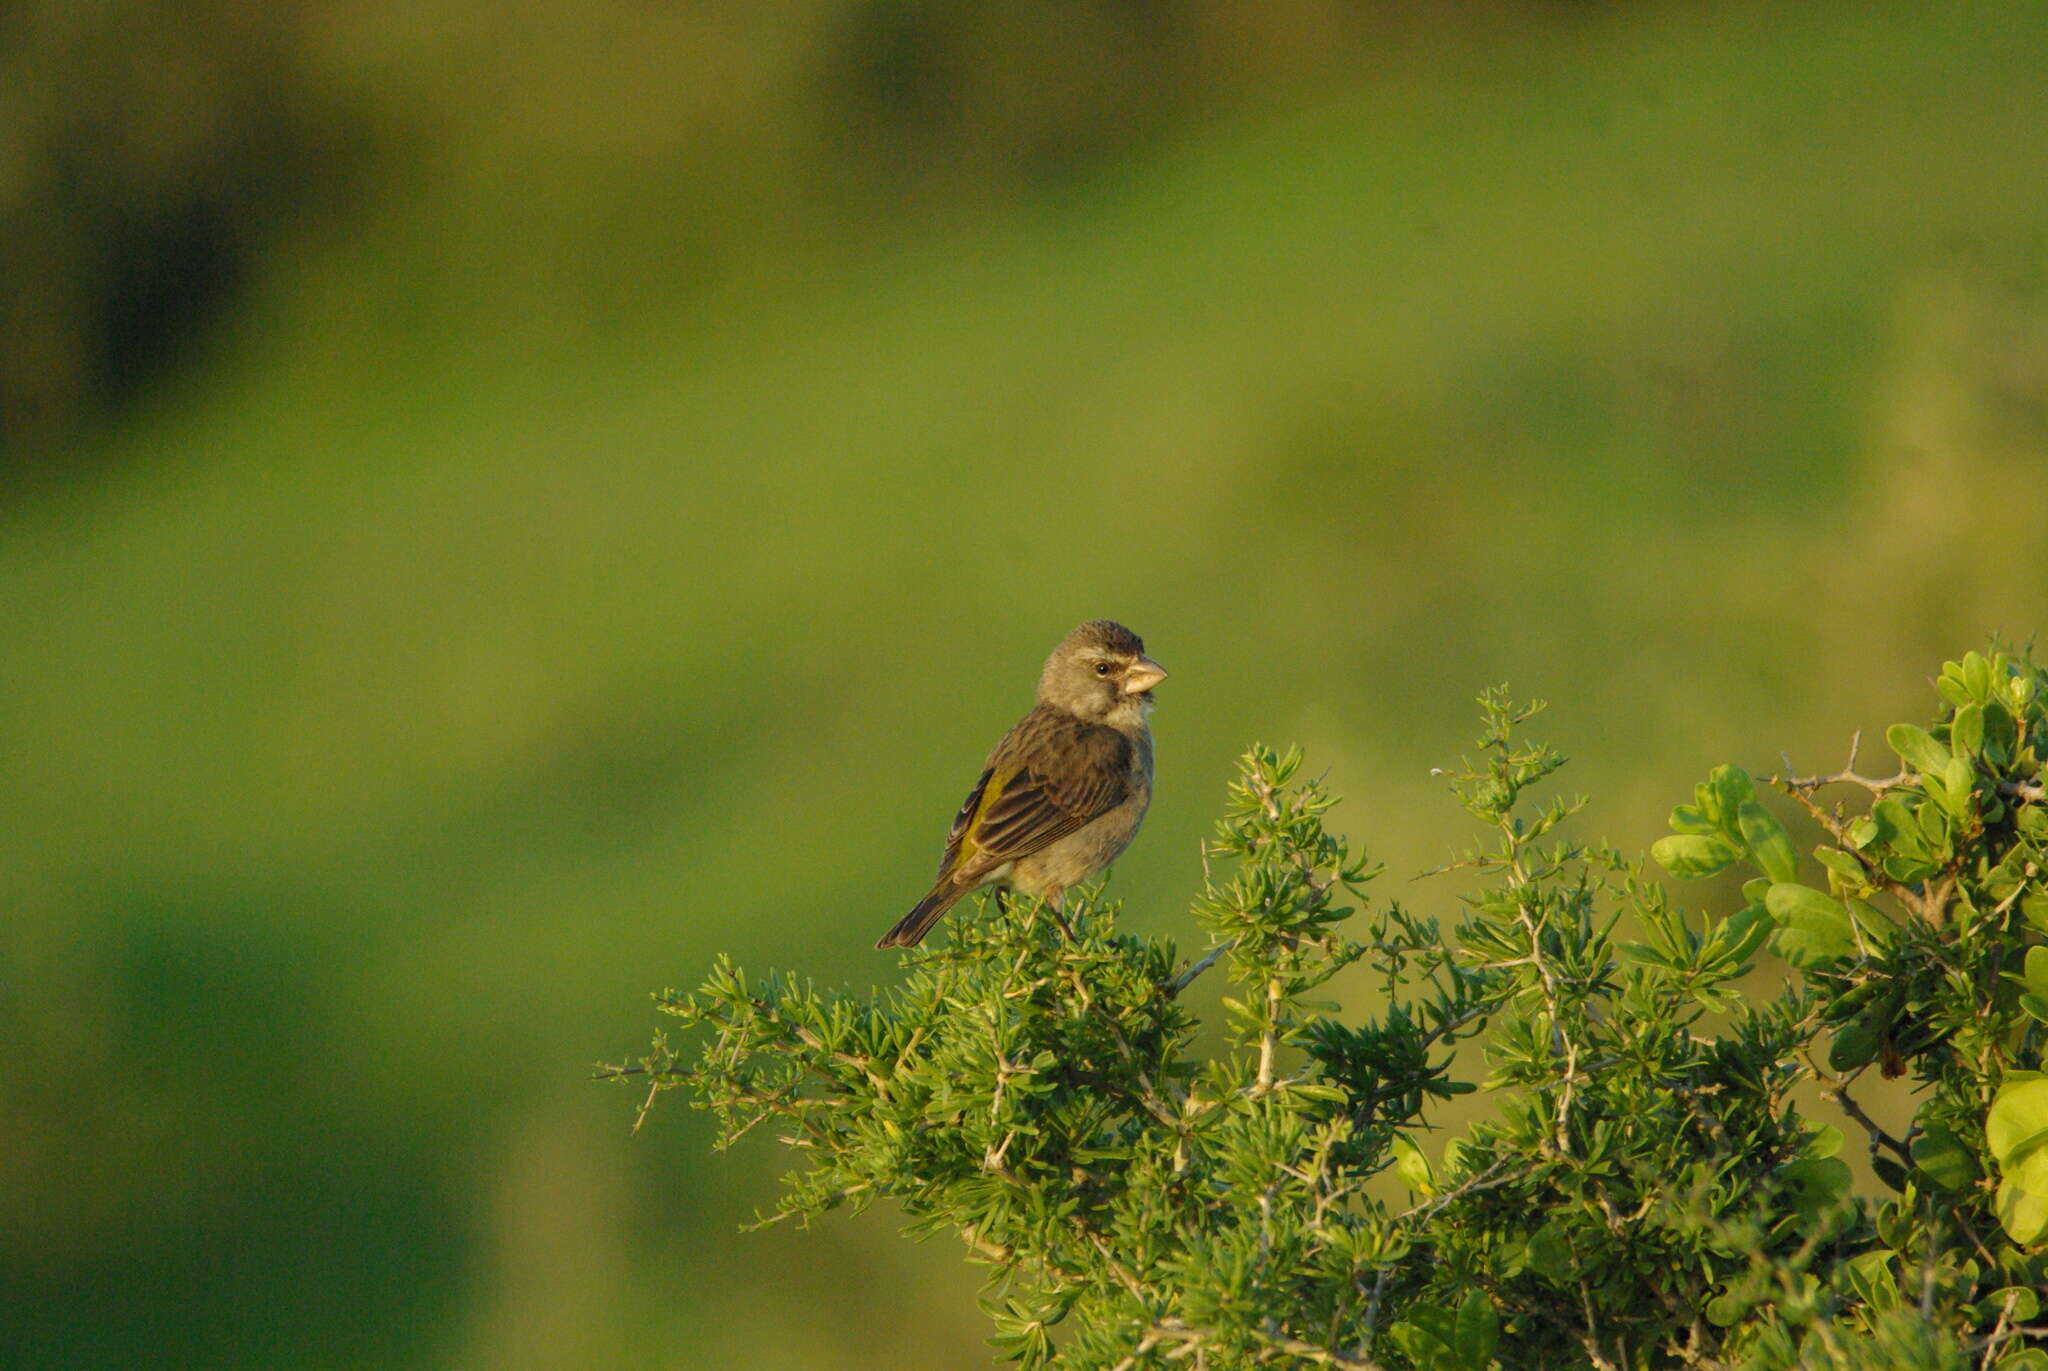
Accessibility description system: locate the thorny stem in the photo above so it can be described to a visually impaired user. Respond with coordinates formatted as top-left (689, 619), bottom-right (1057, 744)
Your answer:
top-left (1803, 1053), bottom-right (1913, 1166)
top-left (1502, 810), bottom-right (1575, 1155)
top-left (1168, 938), bottom-right (1235, 996)
top-left (1257, 976), bottom-right (1282, 1092)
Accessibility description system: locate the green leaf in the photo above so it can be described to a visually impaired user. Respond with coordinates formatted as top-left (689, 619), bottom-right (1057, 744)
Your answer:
top-left (1711, 765), bottom-right (1757, 840)
top-left (1524, 1222), bottom-right (1574, 1284)
top-left (1963, 650), bottom-right (1993, 700)
top-left (1651, 833), bottom-right (1741, 879)
top-left (1766, 882), bottom-right (1857, 966)
top-left (1995, 1178), bottom-right (2048, 1246)
top-left (1988, 1079), bottom-right (2048, 1192)
top-left (1454, 1290), bottom-right (1498, 1370)
top-left (1981, 1286), bottom-right (2040, 1323)
top-left (1668, 803), bottom-right (1720, 835)
top-left (1941, 657), bottom-right (1971, 699)
top-left (2025, 946), bottom-right (2048, 997)
top-left (1952, 703), bottom-right (1985, 759)
top-left (1887, 723), bottom-right (1952, 775)
top-left (1441, 1137), bottom-right (1473, 1180)
top-left (1781, 1157), bottom-right (1853, 1226)
top-left (1989, 1079), bottom-right (2048, 1164)
top-left (1917, 798), bottom-right (1952, 847)
top-left (1937, 755), bottom-right (1975, 819)
top-left (1911, 1126), bottom-right (1981, 1192)
top-left (1841, 1249), bottom-right (1900, 1309)
top-left (1706, 1288), bottom-right (1749, 1327)
top-left (1804, 1122), bottom-right (1844, 1159)
top-left (1983, 699), bottom-right (2018, 763)
top-left (1872, 797), bottom-right (1925, 854)
top-left (1828, 1014), bottom-right (1881, 1072)
top-left (1707, 903), bottom-right (1774, 969)
top-left (1883, 852), bottom-right (1938, 884)
top-left (1393, 1133), bottom-right (1436, 1194)
top-left (1813, 846), bottom-right (1868, 885)
top-left (1737, 799), bottom-right (1797, 883)
top-left (1389, 1305), bottom-right (1462, 1371)
top-left (1845, 898), bottom-right (1894, 948)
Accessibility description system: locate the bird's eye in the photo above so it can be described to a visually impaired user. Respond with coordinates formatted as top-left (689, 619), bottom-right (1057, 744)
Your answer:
top-left (1094, 661), bottom-right (1113, 676)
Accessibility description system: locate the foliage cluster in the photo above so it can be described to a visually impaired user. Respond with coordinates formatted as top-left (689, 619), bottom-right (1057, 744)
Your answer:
top-left (611, 651), bottom-right (2048, 1369)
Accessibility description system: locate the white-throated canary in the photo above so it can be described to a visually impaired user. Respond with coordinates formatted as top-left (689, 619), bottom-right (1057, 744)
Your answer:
top-left (876, 620), bottom-right (1165, 949)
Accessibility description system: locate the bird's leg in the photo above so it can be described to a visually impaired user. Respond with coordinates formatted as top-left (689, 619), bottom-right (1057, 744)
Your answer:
top-left (993, 888), bottom-right (1010, 917)
top-left (1045, 891), bottom-right (1076, 943)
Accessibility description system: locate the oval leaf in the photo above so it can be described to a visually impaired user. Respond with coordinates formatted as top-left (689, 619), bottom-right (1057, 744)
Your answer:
top-left (1982, 1286), bottom-right (2040, 1324)
top-left (1707, 903), bottom-right (1774, 968)
top-left (1828, 1014), bottom-right (1881, 1073)
top-left (2027, 946), bottom-right (2048, 997)
top-left (1652, 833), bottom-right (1741, 879)
top-left (1668, 803), bottom-right (1720, 835)
top-left (1766, 882), bottom-right (1857, 965)
top-left (1911, 1125), bottom-right (1980, 1192)
top-left (1887, 722), bottom-right (1953, 775)
top-left (1814, 846), bottom-right (1868, 884)
top-left (1455, 1290), bottom-right (1498, 1369)
top-left (1938, 755), bottom-right (1975, 819)
top-left (1525, 1223), bottom-right (1574, 1283)
top-left (1737, 799), bottom-right (1798, 884)
top-left (1996, 1178), bottom-right (2048, 1246)
top-left (1711, 766), bottom-right (1757, 839)
top-left (1952, 703), bottom-right (1985, 758)
top-left (1988, 1078), bottom-right (2048, 1179)
top-left (1392, 1133), bottom-right (1436, 1194)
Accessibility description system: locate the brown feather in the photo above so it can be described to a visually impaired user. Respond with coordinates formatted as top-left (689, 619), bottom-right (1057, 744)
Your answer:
top-left (957, 707), bottom-right (1134, 879)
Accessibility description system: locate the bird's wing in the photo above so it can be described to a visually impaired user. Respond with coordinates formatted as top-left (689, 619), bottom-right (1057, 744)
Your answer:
top-left (936, 767), bottom-right (996, 880)
top-left (941, 707), bottom-right (1133, 883)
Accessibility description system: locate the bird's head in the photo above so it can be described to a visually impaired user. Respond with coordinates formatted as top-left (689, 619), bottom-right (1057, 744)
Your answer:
top-left (1037, 620), bottom-right (1167, 724)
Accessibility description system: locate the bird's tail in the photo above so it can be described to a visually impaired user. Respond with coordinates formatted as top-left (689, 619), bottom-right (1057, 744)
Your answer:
top-left (876, 883), bottom-right (969, 949)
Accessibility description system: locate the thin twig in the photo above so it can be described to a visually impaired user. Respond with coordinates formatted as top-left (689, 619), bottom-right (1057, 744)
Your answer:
top-left (1803, 1052), bottom-right (1913, 1166)
top-left (1168, 939), bottom-right (1236, 997)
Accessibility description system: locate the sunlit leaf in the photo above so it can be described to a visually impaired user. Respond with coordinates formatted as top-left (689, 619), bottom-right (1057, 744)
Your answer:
top-left (1996, 1178), bottom-right (2048, 1246)
top-left (1951, 703), bottom-right (1985, 758)
top-left (1393, 1133), bottom-right (1435, 1194)
top-left (1766, 883), bottom-right (1857, 966)
top-left (1887, 723), bottom-right (1952, 775)
top-left (1738, 799), bottom-right (1797, 884)
top-left (1911, 1126), bottom-right (1980, 1192)
top-left (1651, 833), bottom-right (1741, 879)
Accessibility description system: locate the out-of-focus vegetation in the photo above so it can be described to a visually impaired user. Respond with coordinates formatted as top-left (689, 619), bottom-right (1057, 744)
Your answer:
top-left (2, 2), bottom-right (2047, 1368)
top-left (0, 0), bottom-right (1545, 463)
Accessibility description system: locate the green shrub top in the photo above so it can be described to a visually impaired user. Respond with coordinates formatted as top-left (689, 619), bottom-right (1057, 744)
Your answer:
top-left (607, 651), bottom-right (2048, 1370)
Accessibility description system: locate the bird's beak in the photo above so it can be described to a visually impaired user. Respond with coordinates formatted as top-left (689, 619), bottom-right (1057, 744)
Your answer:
top-left (1123, 656), bottom-right (1168, 696)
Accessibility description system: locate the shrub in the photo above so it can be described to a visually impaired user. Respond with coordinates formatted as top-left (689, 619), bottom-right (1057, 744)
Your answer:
top-left (606, 650), bottom-right (2048, 1370)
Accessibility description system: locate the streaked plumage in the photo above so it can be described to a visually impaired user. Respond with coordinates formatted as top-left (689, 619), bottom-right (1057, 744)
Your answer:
top-left (876, 620), bottom-right (1165, 949)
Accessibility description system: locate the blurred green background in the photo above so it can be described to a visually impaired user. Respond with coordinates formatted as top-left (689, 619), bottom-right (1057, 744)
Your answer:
top-left (5, 2), bottom-right (2048, 1366)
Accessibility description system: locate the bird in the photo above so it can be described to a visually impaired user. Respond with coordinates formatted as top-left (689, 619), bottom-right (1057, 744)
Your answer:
top-left (876, 620), bottom-right (1166, 949)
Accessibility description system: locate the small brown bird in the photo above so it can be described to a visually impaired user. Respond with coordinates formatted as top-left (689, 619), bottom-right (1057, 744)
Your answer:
top-left (876, 620), bottom-right (1166, 949)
